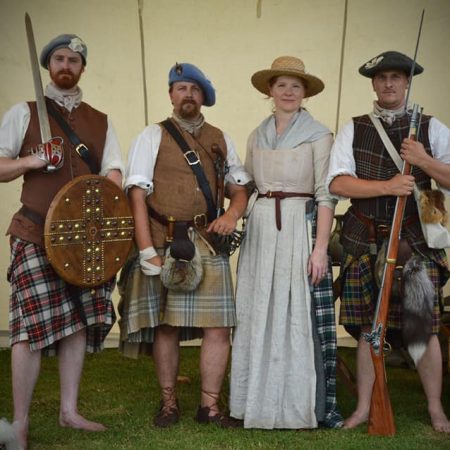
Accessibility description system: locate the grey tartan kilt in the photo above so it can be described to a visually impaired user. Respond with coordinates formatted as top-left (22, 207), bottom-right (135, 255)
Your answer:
top-left (118, 238), bottom-right (236, 357)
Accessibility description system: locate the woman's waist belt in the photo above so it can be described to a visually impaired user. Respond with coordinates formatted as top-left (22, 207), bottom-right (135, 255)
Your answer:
top-left (257, 191), bottom-right (314, 231)
top-left (148, 205), bottom-right (208, 229)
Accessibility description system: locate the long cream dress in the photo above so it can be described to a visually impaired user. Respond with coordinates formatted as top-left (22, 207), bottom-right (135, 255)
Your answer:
top-left (230, 116), bottom-right (334, 429)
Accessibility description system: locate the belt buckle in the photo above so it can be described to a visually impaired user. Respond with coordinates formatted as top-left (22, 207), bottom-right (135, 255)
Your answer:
top-left (266, 191), bottom-right (273, 198)
top-left (377, 224), bottom-right (389, 237)
top-left (75, 143), bottom-right (89, 157)
top-left (183, 150), bottom-right (200, 166)
top-left (193, 213), bottom-right (207, 228)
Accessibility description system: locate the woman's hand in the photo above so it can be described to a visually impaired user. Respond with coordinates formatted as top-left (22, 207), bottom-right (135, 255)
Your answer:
top-left (308, 246), bottom-right (328, 286)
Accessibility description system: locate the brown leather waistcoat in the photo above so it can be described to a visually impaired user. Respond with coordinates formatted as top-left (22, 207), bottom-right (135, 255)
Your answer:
top-left (147, 120), bottom-right (227, 248)
top-left (7, 99), bottom-right (107, 246)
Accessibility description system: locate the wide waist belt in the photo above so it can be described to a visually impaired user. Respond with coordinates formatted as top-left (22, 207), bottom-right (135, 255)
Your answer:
top-left (351, 206), bottom-right (418, 253)
top-left (18, 205), bottom-right (45, 226)
top-left (148, 205), bottom-right (208, 229)
top-left (257, 191), bottom-right (314, 231)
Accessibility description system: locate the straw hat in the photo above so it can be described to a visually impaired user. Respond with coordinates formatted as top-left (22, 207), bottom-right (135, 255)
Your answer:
top-left (251, 56), bottom-right (324, 98)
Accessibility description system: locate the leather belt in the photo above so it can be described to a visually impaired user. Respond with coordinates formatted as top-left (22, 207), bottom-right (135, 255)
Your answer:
top-left (148, 205), bottom-right (208, 228)
top-left (257, 191), bottom-right (314, 231)
top-left (350, 206), bottom-right (418, 254)
top-left (18, 205), bottom-right (45, 226)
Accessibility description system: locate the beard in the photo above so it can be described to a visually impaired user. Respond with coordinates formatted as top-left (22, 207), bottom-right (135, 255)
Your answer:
top-left (49, 68), bottom-right (82, 90)
top-left (178, 99), bottom-right (201, 119)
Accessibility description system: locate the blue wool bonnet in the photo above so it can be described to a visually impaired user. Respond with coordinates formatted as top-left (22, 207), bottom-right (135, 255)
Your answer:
top-left (40, 34), bottom-right (87, 69)
top-left (168, 62), bottom-right (216, 106)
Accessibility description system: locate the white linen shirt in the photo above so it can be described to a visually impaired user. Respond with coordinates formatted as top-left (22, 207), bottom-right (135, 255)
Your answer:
top-left (326, 116), bottom-right (450, 199)
top-left (125, 123), bottom-right (251, 194)
top-left (0, 102), bottom-right (124, 176)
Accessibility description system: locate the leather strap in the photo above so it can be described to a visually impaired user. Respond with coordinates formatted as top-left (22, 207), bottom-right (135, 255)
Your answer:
top-left (257, 191), bottom-right (314, 231)
top-left (160, 119), bottom-right (217, 223)
top-left (46, 100), bottom-right (98, 174)
top-left (148, 205), bottom-right (208, 229)
top-left (18, 205), bottom-right (45, 226)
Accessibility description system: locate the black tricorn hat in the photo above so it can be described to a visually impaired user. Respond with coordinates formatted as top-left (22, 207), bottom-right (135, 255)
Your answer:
top-left (359, 51), bottom-right (424, 78)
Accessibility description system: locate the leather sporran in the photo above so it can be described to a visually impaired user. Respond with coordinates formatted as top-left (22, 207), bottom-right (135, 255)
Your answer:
top-left (374, 238), bottom-right (412, 297)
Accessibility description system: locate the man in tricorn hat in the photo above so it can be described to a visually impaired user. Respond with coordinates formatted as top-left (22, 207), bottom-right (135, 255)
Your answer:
top-left (327, 50), bottom-right (450, 432)
top-left (0, 34), bottom-right (124, 448)
top-left (118, 62), bottom-right (250, 428)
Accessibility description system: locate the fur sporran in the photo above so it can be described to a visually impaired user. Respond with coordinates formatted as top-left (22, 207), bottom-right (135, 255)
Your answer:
top-left (374, 238), bottom-right (412, 298)
top-left (160, 245), bottom-right (203, 292)
top-left (402, 256), bottom-right (435, 365)
top-left (160, 223), bottom-right (203, 292)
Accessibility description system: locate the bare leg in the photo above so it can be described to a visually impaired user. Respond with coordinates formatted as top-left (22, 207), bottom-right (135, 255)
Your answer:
top-left (58, 329), bottom-right (106, 431)
top-left (343, 327), bottom-right (374, 429)
top-left (416, 335), bottom-right (450, 433)
top-left (200, 327), bottom-right (230, 415)
top-left (11, 341), bottom-right (41, 450)
top-left (153, 325), bottom-right (180, 406)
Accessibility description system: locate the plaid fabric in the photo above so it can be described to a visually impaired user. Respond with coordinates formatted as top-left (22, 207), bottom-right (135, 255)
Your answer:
top-left (118, 236), bottom-right (235, 358)
top-left (311, 215), bottom-right (343, 429)
top-left (8, 237), bottom-right (115, 355)
top-left (339, 250), bottom-right (448, 333)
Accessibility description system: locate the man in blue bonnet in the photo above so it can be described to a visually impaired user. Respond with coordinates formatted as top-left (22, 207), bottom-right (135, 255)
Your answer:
top-left (119, 62), bottom-right (250, 428)
top-left (0, 34), bottom-right (123, 448)
top-left (327, 50), bottom-right (450, 432)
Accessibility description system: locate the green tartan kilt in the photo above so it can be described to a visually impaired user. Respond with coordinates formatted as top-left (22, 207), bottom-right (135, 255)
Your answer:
top-left (118, 237), bottom-right (235, 357)
top-left (339, 250), bottom-right (448, 333)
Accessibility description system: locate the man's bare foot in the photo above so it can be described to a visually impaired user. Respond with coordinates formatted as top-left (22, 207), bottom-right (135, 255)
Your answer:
top-left (59, 412), bottom-right (106, 432)
top-left (429, 407), bottom-right (450, 433)
top-left (343, 411), bottom-right (368, 429)
top-left (12, 419), bottom-right (28, 450)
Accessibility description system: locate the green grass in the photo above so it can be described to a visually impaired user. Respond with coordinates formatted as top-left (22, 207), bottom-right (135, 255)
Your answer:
top-left (0, 347), bottom-right (449, 449)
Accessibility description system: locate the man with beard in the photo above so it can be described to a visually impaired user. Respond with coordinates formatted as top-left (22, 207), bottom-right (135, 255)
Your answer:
top-left (119, 62), bottom-right (250, 428)
top-left (0, 34), bottom-right (123, 448)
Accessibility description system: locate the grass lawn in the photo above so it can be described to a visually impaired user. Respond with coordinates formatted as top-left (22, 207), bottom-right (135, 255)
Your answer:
top-left (0, 346), bottom-right (449, 449)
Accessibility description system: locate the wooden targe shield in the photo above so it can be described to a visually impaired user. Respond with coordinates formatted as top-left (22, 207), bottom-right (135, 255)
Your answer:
top-left (44, 175), bottom-right (134, 287)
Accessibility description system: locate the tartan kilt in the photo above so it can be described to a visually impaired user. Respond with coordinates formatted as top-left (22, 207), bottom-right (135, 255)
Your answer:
top-left (118, 237), bottom-right (236, 358)
top-left (339, 250), bottom-right (448, 333)
top-left (8, 237), bottom-right (116, 355)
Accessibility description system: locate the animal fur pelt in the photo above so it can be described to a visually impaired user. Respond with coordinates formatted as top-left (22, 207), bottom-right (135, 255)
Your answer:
top-left (419, 189), bottom-right (448, 225)
top-left (0, 419), bottom-right (22, 450)
top-left (402, 256), bottom-right (435, 365)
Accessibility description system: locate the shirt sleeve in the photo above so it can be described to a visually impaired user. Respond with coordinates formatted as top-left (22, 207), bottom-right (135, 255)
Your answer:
top-left (429, 117), bottom-right (450, 195)
top-left (223, 132), bottom-right (252, 185)
top-left (99, 117), bottom-right (125, 176)
top-left (124, 124), bottom-right (162, 195)
top-left (0, 102), bottom-right (31, 158)
top-left (325, 120), bottom-right (357, 200)
top-left (313, 133), bottom-right (337, 211)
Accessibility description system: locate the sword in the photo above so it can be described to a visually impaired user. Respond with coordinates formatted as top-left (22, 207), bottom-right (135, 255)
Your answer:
top-left (25, 13), bottom-right (63, 172)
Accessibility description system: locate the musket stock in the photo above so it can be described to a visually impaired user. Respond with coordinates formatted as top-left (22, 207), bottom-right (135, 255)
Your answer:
top-left (366, 104), bottom-right (420, 436)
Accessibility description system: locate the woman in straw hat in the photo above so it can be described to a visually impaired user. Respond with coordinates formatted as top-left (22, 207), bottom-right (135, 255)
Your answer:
top-left (230, 56), bottom-right (342, 429)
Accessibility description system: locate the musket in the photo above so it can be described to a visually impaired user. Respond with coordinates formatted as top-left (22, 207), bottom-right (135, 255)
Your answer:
top-left (365, 10), bottom-right (425, 437)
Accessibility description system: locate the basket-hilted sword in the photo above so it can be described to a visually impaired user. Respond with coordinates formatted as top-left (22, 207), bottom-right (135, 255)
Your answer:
top-left (25, 12), bottom-right (63, 172)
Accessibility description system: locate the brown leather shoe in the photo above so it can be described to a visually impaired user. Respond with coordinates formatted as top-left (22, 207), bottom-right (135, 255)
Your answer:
top-left (153, 401), bottom-right (180, 428)
top-left (195, 406), bottom-right (243, 429)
